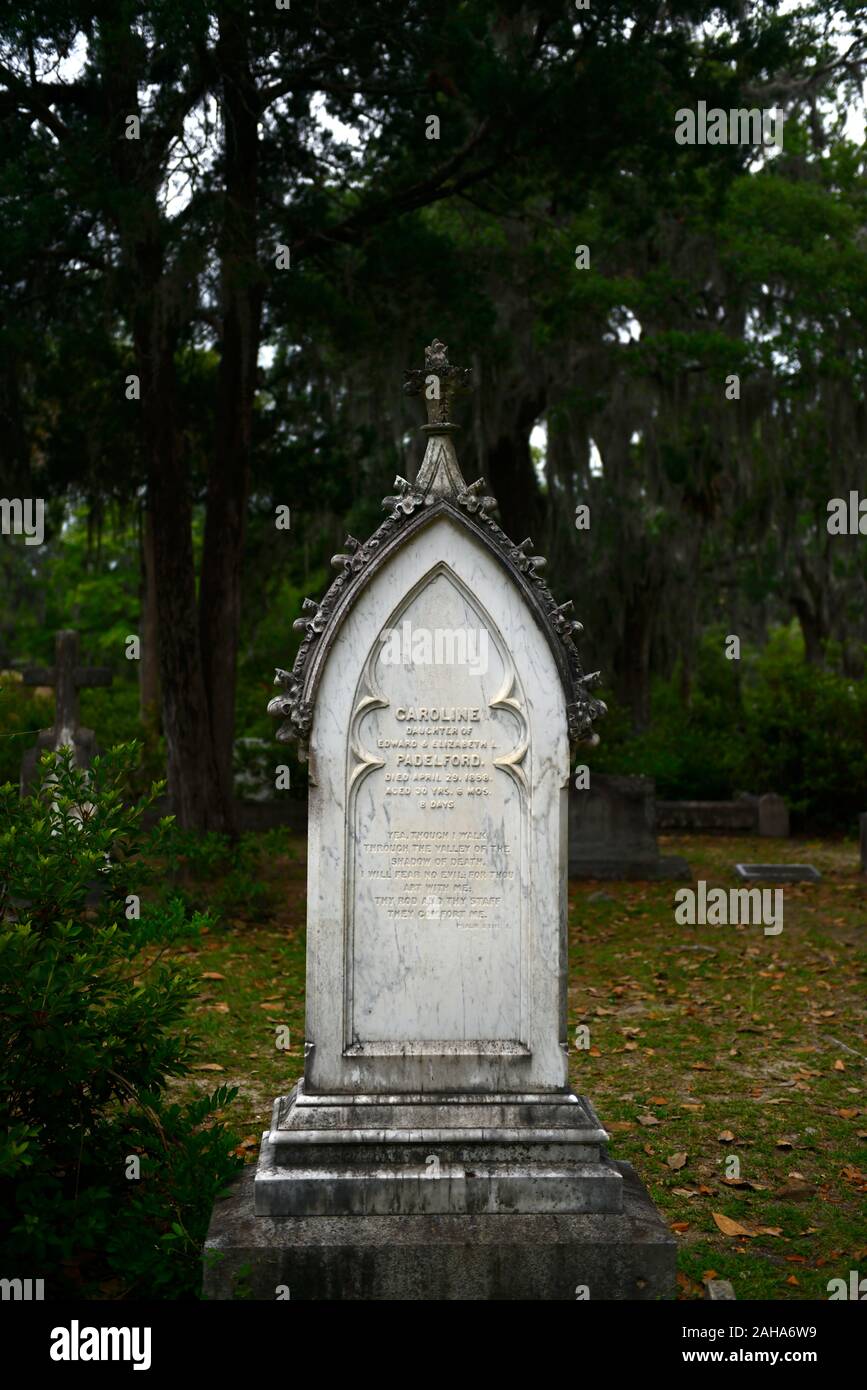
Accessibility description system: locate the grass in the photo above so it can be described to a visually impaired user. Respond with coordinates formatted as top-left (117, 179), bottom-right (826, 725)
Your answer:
top-left (159, 828), bottom-right (866, 1301)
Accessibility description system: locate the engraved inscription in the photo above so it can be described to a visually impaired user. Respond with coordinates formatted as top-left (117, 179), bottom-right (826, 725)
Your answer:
top-left (347, 566), bottom-right (528, 1045)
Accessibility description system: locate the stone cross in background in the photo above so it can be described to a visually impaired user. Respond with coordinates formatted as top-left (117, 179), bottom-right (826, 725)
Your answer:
top-left (20, 629), bottom-right (112, 796)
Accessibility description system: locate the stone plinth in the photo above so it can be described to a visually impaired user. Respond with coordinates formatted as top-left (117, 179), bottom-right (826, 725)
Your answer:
top-left (203, 1160), bottom-right (675, 1301)
top-left (255, 1082), bottom-right (621, 1217)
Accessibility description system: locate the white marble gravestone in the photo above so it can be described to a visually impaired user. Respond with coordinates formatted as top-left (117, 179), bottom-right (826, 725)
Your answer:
top-left (206, 340), bottom-right (675, 1298)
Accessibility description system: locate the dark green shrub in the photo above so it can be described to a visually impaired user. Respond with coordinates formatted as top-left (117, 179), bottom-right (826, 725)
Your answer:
top-left (737, 630), bottom-right (867, 830)
top-left (0, 745), bottom-right (241, 1299)
top-left (589, 626), bottom-right (867, 829)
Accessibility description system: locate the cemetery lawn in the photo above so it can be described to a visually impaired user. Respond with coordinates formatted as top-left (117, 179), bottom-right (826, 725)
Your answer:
top-left (158, 829), bottom-right (865, 1302)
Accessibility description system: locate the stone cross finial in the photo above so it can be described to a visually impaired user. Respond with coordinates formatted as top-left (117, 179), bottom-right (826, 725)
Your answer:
top-left (403, 338), bottom-right (472, 433)
top-left (402, 339), bottom-right (475, 500)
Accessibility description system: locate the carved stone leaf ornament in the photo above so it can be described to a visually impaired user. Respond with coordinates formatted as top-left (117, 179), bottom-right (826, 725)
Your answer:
top-left (268, 338), bottom-right (606, 755)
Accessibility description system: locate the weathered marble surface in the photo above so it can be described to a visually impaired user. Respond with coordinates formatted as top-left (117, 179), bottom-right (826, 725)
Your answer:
top-left (303, 514), bottom-right (570, 1096)
top-left (257, 1082), bottom-right (622, 1217)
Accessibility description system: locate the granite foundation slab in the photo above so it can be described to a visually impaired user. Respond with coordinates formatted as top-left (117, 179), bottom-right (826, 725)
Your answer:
top-left (203, 1159), bottom-right (676, 1301)
top-left (734, 863), bottom-right (821, 883)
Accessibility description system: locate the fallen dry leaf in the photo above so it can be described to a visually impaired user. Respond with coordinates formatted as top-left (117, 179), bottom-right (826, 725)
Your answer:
top-left (201, 971), bottom-right (225, 981)
top-left (192, 1063), bottom-right (224, 1072)
top-left (713, 1213), bottom-right (756, 1237)
top-left (718, 1130), bottom-right (735, 1143)
top-left (667, 1152), bottom-right (688, 1171)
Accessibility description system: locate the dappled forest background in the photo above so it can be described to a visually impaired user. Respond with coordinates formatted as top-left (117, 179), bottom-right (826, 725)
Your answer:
top-left (2, 0), bottom-right (867, 831)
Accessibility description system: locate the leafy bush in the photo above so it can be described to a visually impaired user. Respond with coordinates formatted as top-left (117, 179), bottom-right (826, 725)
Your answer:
top-left (0, 745), bottom-right (241, 1299)
top-left (591, 625), bottom-right (867, 829)
top-left (0, 675), bottom-right (54, 788)
top-left (737, 630), bottom-right (867, 830)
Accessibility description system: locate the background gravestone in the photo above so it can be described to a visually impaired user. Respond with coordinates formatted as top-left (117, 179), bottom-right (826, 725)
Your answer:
top-left (569, 773), bottom-right (690, 879)
top-left (757, 793), bottom-right (789, 838)
top-left (20, 630), bottom-right (112, 796)
top-left (203, 339), bottom-right (676, 1301)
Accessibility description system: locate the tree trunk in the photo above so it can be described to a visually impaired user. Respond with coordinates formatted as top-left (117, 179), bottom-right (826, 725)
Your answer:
top-left (485, 396), bottom-right (546, 543)
top-left (616, 592), bottom-right (655, 732)
top-left (138, 328), bottom-right (230, 830)
top-left (791, 547), bottom-right (829, 666)
top-left (139, 502), bottom-right (160, 727)
top-left (100, 14), bottom-right (230, 831)
top-left (198, 8), bottom-right (264, 835)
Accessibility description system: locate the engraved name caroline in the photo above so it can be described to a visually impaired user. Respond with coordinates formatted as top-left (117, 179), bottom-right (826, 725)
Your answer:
top-left (394, 707), bottom-right (481, 721)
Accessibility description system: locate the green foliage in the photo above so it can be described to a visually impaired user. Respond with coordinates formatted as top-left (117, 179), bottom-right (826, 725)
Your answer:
top-left (738, 628), bottom-right (867, 831)
top-left (592, 626), bottom-right (867, 829)
top-left (0, 746), bottom-right (241, 1299)
top-left (151, 820), bottom-right (277, 921)
top-left (0, 675), bottom-right (53, 787)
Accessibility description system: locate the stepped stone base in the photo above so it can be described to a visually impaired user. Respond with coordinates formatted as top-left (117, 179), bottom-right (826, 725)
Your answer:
top-left (203, 1159), bottom-right (675, 1300)
top-left (254, 1083), bottom-right (622, 1217)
